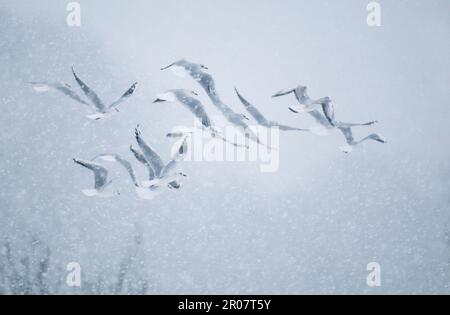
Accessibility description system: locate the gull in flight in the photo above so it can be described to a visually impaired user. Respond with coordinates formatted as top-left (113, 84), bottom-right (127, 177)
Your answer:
top-left (272, 85), bottom-right (330, 113)
top-left (303, 99), bottom-right (385, 153)
top-left (92, 153), bottom-right (139, 187)
top-left (275, 85), bottom-right (386, 152)
top-left (130, 126), bottom-right (188, 199)
top-left (234, 88), bottom-right (309, 132)
top-left (29, 68), bottom-right (138, 120)
top-left (273, 85), bottom-right (333, 135)
top-left (153, 89), bottom-right (214, 131)
top-left (160, 59), bottom-right (263, 146)
top-left (305, 108), bottom-right (385, 153)
top-left (73, 158), bottom-right (118, 197)
top-left (275, 85), bottom-right (378, 129)
top-left (93, 152), bottom-right (184, 200)
top-left (337, 127), bottom-right (387, 153)
top-left (153, 89), bottom-right (248, 148)
top-left (314, 97), bottom-right (378, 129)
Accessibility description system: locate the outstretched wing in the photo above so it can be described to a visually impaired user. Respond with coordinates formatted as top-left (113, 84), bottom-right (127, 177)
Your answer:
top-left (160, 137), bottom-right (189, 178)
top-left (93, 154), bottom-right (139, 187)
top-left (272, 86), bottom-right (304, 103)
top-left (361, 134), bottom-right (387, 144)
top-left (29, 82), bottom-right (91, 108)
top-left (166, 59), bottom-right (241, 119)
top-left (163, 59), bottom-right (261, 144)
top-left (293, 86), bottom-right (306, 103)
top-left (338, 121), bottom-right (378, 128)
top-left (275, 123), bottom-right (309, 131)
top-left (235, 88), bottom-right (269, 125)
top-left (129, 146), bottom-right (147, 165)
top-left (71, 67), bottom-right (107, 112)
top-left (272, 88), bottom-right (295, 98)
top-left (306, 109), bottom-right (332, 127)
top-left (109, 82), bottom-right (138, 109)
top-left (173, 90), bottom-right (213, 128)
top-left (73, 158), bottom-right (109, 189)
top-left (134, 127), bottom-right (165, 176)
top-left (338, 127), bottom-right (355, 145)
top-left (319, 101), bottom-right (336, 127)
top-left (196, 70), bottom-right (237, 118)
top-left (130, 145), bottom-right (156, 181)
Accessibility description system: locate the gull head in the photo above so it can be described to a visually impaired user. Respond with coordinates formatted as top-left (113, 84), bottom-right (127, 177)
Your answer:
top-left (168, 182), bottom-right (181, 190)
top-left (339, 145), bottom-right (354, 154)
top-left (82, 185), bottom-right (117, 198)
top-left (153, 92), bottom-right (176, 103)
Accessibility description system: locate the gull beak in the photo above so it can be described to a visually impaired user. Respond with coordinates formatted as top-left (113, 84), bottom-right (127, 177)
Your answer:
top-left (152, 98), bottom-right (166, 103)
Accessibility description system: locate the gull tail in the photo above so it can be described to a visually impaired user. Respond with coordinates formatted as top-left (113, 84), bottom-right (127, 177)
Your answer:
top-left (29, 82), bottom-right (51, 92)
top-left (82, 189), bottom-right (98, 197)
top-left (135, 187), bottom-right (158, 200)
top-left (86, 113), bottom-right (105, 120)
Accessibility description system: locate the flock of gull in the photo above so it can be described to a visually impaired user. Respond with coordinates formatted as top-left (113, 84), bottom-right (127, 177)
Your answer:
top-left (30, 59), bottom-right (386, 199)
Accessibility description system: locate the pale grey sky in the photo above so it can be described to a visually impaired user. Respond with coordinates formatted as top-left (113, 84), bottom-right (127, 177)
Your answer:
top-left (0, 0), bottom-right (449, 293)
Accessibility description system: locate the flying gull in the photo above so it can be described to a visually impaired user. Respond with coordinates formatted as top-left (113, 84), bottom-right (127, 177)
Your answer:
top-left (234, 88), bottom-right (309, 132)
top-left (160, 59), bottom-right (263, 146)
top-left (303, 107), bottom-right (384, 153)
top-left (314, 97), bottom-right (378, 129)
top-left (314, 97), bottom-right (385, 152)
top-left (276, 85), bottom-right (378, 129)
top-left (73, 158), bottom-right (118, 197)
top-left (93, 152), bottom-right (184, 200)
top-left (153, 89), bottom-right (214, 131)
top-left (153, 89), bottom-right (249, 148)
top-left (132, 126), bottom-right (188, 191)
top-left (93, 153), bottom-right (139, 187)
top-left (338, 127), bottom-right (387, 153)
top-left (275, 85), bottom-right (385, 152)
top-left (30, 68), bottom-right (138, 120)
top-left (273, 85), bottom-right (329, 113)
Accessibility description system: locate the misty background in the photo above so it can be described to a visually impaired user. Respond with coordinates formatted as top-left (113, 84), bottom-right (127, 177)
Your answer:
top-left (0, 0), bottom-right (449, 294)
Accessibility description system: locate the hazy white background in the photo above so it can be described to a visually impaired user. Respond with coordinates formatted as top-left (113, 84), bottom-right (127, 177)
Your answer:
top-left (0, 0), bottom-right (449, 293)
